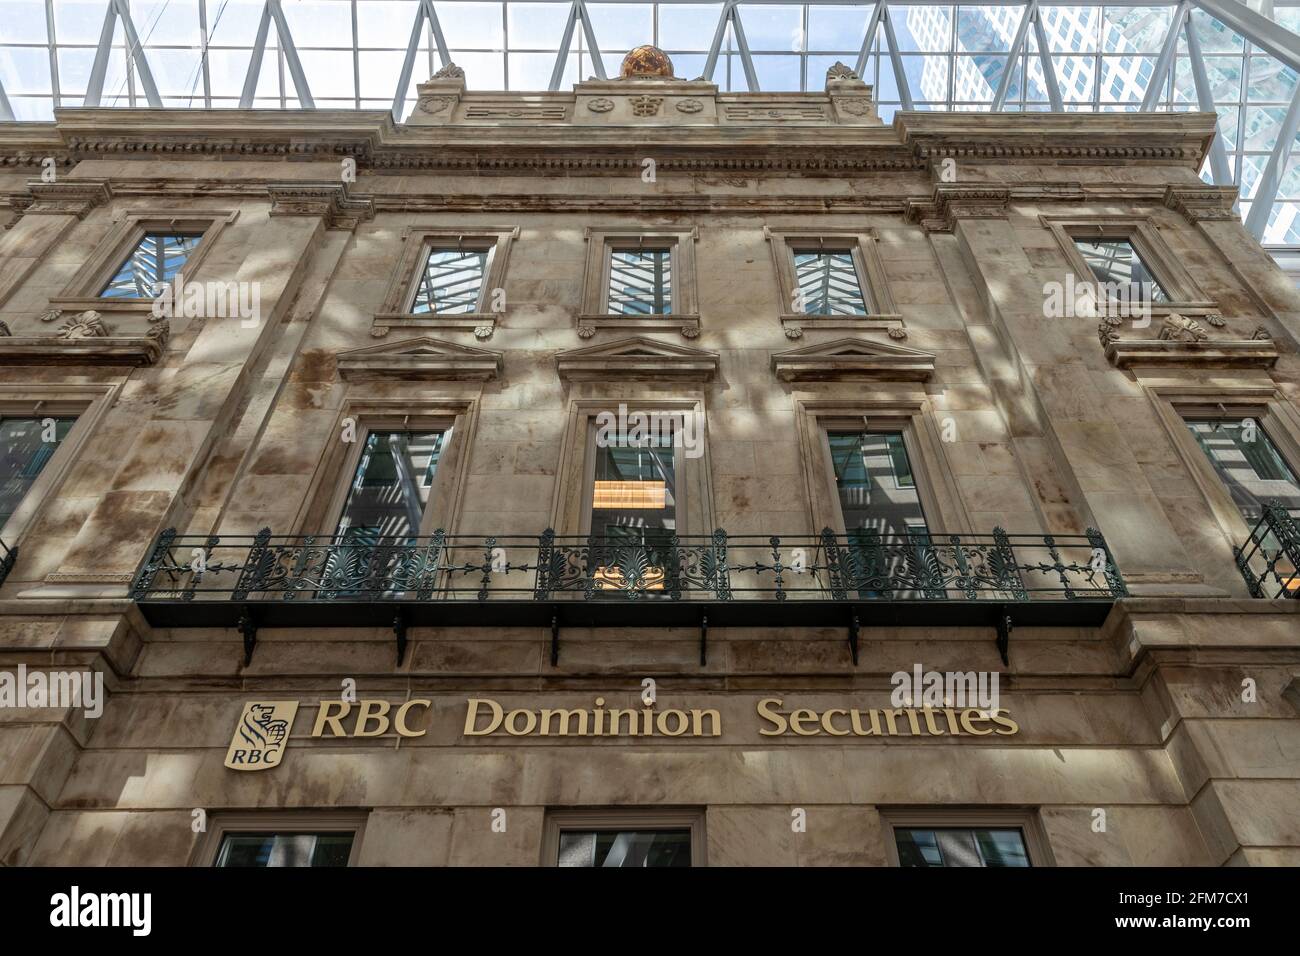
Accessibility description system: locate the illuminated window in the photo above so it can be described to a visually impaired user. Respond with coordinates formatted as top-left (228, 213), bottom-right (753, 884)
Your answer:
top-left (0, 417), bottom-right (76, 531)
top-left (589, 433), bottom-right (677, 544)
top-left (335, 431), bottom-right (445, 540)
top-left (99, 233), bottom-right (203, 298)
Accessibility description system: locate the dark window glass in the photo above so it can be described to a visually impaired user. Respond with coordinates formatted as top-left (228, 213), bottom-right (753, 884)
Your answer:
top-left (411, 247), bottom-right (487, 315)
top-left (215, 832), bottom-right (354, 867)
top-left (792, 249), bottom-right (869, 315)
top-left (828, 430), bottom-right (927, 539)
top-left (1185, 418), bottom-right (1300, 520)
top-left (336, 431), bottom-right (444, 540)
top-left (1073, 237), bottom-right (1170, 303)
top-left (896, 827), bottom-right (1030, 867)
top-left (557, 829), bottom-right (690, 867)
top-left (100, 233), bottom-right (203, 298)
top-left (0, 417), bottom-right (76, 529)
top-left (608, 249), bottom-right (672, 315)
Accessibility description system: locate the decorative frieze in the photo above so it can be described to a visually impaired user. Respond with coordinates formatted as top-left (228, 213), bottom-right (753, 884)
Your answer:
top-left (905, 185), bottom-right (1011, 233)
top-left (10, 179), bottom-right (112, 219)
top-left (1163, 184), bottom-right (1241, 223)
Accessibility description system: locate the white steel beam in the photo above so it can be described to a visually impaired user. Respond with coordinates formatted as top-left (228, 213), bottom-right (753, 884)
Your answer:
top-left (1030, 3), bottom-right (1063, 111)
top-left (1244, 84), bottom-right (1300, 236)
top-left (730, 4), bottom-right (761, 91)
top-left (1185, 5), bottom-right (1235, 184)
top-left (880, 4), bottom-right (913, 110)
top-left (1140, 1), bottom-right (1190, 110)
top-left (992, 2), bottom-right (1035, 110)
top-left (392, 0), bottom-right (453, 117)
top-left (84, 0), bottom-right (164, 108)
top-left (240, 1), bottom-right (314, 109)
top-left (1192, 0), bottom-right (1300, 75)
top-left (0, 77), bottom-right (13, 121)
top-left (853, 3), bottom-right (886, 80)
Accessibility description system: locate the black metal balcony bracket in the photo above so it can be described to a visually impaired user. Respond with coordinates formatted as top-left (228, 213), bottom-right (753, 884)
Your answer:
top-left (996, 610), bottom-right (1013, 667)
top-left (550, 610), bottom-right (559, 667)
top-left (393, 611), bottom-right (408, 667)
top-left (237, 605), bottom-right (257, 667)
top-left (131, 527), bottom-right (1129, 658)
top-left (1235, 501), bottom-right (1300, 600)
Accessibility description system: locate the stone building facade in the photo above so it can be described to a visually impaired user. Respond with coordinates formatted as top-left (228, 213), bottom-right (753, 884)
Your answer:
top-left (0, 52), bottom-right (1297, 867)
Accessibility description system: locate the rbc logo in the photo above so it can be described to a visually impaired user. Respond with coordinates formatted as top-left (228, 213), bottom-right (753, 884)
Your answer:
top-left (224, 701), bottom-right (299, 772)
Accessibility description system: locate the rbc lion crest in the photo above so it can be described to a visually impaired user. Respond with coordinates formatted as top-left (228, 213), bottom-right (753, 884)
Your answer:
top-left (225, 701), bottom-right (299, 771)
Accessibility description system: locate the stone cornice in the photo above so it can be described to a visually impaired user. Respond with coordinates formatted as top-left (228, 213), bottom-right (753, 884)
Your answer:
top-left (0, 108), bottom-right (1226, 178)
top-left (10, 179), bottom-right (112, 218)
top-left (894, 110), bottom-right (1217, 168)
top-left (905, 185), bottom-right (1012, 233)
top-left (1164, 184), bottom-right (1241, 223)
top-left (266, 182), bottom-right (375, 230)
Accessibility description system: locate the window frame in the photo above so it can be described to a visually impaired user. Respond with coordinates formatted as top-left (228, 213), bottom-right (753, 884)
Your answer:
top-left (551, 398), bottom-right (714, 538)
top-left (294, 398), bottom-right (479, 538)
top-left (879, 808), bottom-right (1053, 867)
top-left (48, 209), bottom-right (236, 318)
top-left (192, 811), bottom-right (368, 868)
top-left (579, 228), bottom-right (700, 337)
top-left (0, 383), bottom-right (118, 554)
top-left (795, 397), bottom-right (971, 538)
top-left (1042, 216), bottom-right (1216, 318)
top-left (1147, 382), bottom-right (1300, 552)
top-left (825, 427), bottom-right (932, 535)
top-left (374, 225), bottom-right (518, 339)
top-left (542, 808), bottom-right (706, 867)
top-left (764, 226), bottom-right (903, 338)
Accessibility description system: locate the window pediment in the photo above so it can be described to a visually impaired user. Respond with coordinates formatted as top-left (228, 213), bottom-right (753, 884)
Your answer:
top-left (335, 335), bottom-right (503, 381)
top-left (771, 337), bottom-right (936, 381)
top-left (555, 335), bottom-right (719, 382)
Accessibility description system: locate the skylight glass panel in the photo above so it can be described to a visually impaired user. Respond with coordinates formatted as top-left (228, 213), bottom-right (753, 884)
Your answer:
top-left (101, 234), bottom-right (204, 299)
top-left (411, 248), bottom-right (487, 315)
top-left (608, 249), bottom-right (672, 316)
top-left (794, 250), bottom-right (869, 315)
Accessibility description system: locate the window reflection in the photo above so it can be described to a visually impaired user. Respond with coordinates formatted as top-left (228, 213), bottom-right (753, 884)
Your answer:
top-left (336, 431), bottom-right (445, 541)
top-left (215, 832), bottom-right (353, 867)
top-left (895, 827), bottom-right (1030, 867)
top-left (1073, 237), bottom-right (1170, 303)
top-left (557, 829), bottom-right (690, 867)
top-left (0, 417), bottom-right (76, 530)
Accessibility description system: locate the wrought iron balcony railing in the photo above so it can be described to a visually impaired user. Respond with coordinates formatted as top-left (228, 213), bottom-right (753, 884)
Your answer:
top-left (133, 526), bottom-right (1126, 605)
top-left (1234, 502), bottom-right (1300, 600)
top-left (132, 526), bottom-right (1126, 666)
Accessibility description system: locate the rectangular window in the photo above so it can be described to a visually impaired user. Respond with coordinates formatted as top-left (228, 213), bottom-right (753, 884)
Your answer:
top-left (558, 829), bottom-right (691, 868)
top-left (410, 247), bottom-right (488, 315)
top-left (0, 417), bottom-right (76, 530)
top-left (589, 434), bottom-right (677, 543)
top-left (1185, 418), bottom-right (1300, 520)
top-left (335, 430), bottom-right (445, 540)
top-left (607, 248), bottom-right (673, 315)
top-left (99, 233), bottom-right (204, 298)
top-left (214, 832), bottom-right (354, 868)
top-left (792, 249), bottom-right (869, 315)
top-left (895, 827), bottom-right (1031, 867)
top-left (828, 430), bottom-right (928, 540)
top-left (1072, 237), bottom-right (1171, 303)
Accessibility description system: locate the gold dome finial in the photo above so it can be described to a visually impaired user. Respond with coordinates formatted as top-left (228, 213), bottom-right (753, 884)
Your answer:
top-left (620, 45), bottom-right (675, 79)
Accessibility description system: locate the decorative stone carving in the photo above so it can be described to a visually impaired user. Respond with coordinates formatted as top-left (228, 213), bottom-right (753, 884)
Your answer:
top-left (13, 179), bottom-right (112, 219)
top-left (1204, 313), bottom-right (1226, 327)
top-left (0, 321), bottom-right (10, 337)
top-left (370, 325), bottom-right (391, 338)
top-left (905, 185), bottom-right (1011, 233)
top-left (267, 183), bottom-right (374, 231)
top-left (556, 336), bottom-right (718, 382)
top-left (1163, 184), bottom-right (1240, 223)
top-left (826, 62), bottom-right (859, 82)
top-left (676, 98), bottom-right (703, 114)
top-left (680, 325), bottom-right (700, 339)
top-left (630, 96), bottom-right (663, 117)
top-left (587, 98), bottom-right (615, 113)
top-left (433, 63), bottom-right (465, 79)
top-left (887, 325), bottom-right (907, 340)
top-left (838, 99), bottom-right (873, 116)
top-left (770, 337), bottom-right (937, 382)
top-left (146, 320), bottom-right (170, 346)
top-left (725, 105), bottom-right (826, 121)
top-left (474, 325), bottom-right (494, 340)
top-left (1252, 325), bottom-right (1272, 341)
top-left (336, 336), bottom-right (503, 382)
top-left (1098, 324), bottom-right (1119, 347)
top-left (417, 95), bottom-right (455, 115)
top-left (784, 326), bottom-right (804, 339)
top-left (1158, 313), bottom-right (1208, 343)
top-left (464, 106), bottom-right (567, 120)
top-left (577, 325), bottom-right (597, 339)
top-left (38, 307), bottom-right (61, 323)
top-left (57, 311), bottom-right (109, 340)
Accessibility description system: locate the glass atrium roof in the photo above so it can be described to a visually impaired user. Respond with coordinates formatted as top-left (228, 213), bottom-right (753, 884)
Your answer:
top-left (2, 1), bottom-right (1300, 245)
